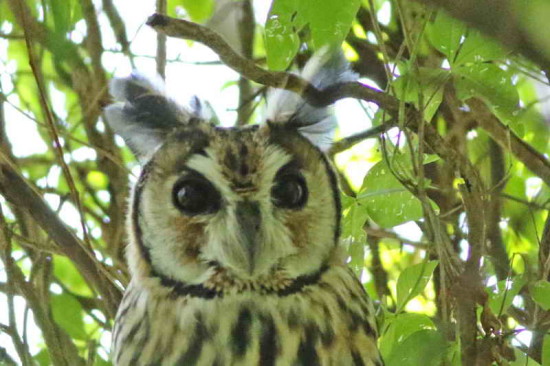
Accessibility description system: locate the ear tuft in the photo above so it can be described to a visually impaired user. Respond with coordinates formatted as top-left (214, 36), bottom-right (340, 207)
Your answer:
top-left (266, 48), bottom-right (357, 151)
top-left (105, 72), bottom-right (195, 161)
top-left (110, 72), bottom-right (166, 102)
top-left (189, 96), bottom-right (220, 125)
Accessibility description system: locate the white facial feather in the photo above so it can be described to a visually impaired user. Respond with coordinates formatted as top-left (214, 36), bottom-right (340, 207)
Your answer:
top-left (185, 149), bottom-right (238, 200)
top-left (140, 179), bottom-right (213, 284)
top-left (190, 146), bottom-right (297, 278)
top-left (115, 51), bottom-right (346, 285)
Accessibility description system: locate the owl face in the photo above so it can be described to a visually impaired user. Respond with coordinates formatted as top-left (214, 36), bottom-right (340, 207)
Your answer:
top-left (134, 122), bottom-right (340, 283)
top-left (105, 50), bottom-right (355, 286)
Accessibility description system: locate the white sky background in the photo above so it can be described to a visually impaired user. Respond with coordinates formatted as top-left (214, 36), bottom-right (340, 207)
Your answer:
top-left (0, 0), bottom-right (433, 363)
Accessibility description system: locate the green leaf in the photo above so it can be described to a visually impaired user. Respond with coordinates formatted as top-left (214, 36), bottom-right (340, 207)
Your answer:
top-left (341, 192), bottom-right (355, 210)
top-left (181, 0), bottom-right (214, 22)
top-left (168, 0), bottom-right (214, 21)
top-left (358, 159), bottom-right (424, 228)
top-left (24, 160), bottom-right (51, 181)
top-left (341, 195), bottom-right (369, 274)
top-left (393, 67), bottom-right (449, 120)
top-left (426, 12), bottom-right (506, 66)
top-left (8, 41), bottom-right (44, 120)
top-left (49, 0), bottom-right (71, 36)
top-left (372, 108), bottom-right (394, 127)
top-left (426, 12), bottom-right (465, 61)
top-left (486, 276), bottom-right (526, 315)
top-left (347, 237), bottom-right (365, 275)
top-left (86, 171), bottom-right (108, 190)
top-left (543, 334), bottom-right (550, 366)
top-left (531, 280), bottom-right (550, 310)
top-left (396, 260), bottom-right (438, 310)
top-left (503, 174), bottom-right (527, 218)
top-left (446, 342), bottom-right (462, 366)
top-left (510, 349), bottom-right (541, 366)
top-left (342, 199), bottom-right (369, 241)
top-left (305, 0), bottom-right (361, 49)
top-left (454, 30), bottom-right (507, 65)
top-left (265, 0), bottom-right (303, 70)
top-left (265, 0), bottom-right (360, 70)
top-left (0, 0), bottom-right (16, 23)
top-left (94, 357), bottom-right (112, 366)
top-left (53, 255), bottom-right (93, 297)
top-left (34, 349), bottom-right (51, 366)
top-left (51, 293), bottom-right (87, 340)
top-left (380, 312), bottom-right (436, 360)
top-left (385, 329), bottom-right (446, 366)
top-left (454, 63), bottom-right (519, 124)
top-left (518, 0), bottom-right (550, 61)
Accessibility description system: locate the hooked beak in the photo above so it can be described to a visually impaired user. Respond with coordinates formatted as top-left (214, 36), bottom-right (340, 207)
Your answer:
top-left (235, 201), bottom-right (261, 275)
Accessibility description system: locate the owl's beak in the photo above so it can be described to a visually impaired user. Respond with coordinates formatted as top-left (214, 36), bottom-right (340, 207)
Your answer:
top-left (235, 201), bottom-right (261, 275)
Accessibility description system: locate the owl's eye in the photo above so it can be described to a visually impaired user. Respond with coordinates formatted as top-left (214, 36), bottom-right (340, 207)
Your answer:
top-left (271, 173), bottom-right (308, 209)
top-left (172, 173), bottom-right (221, 215)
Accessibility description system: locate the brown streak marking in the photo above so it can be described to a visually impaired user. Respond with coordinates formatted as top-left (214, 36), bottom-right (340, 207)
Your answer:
top-left (170, 217), bottom-right (205, 263)
top-left (224, 150), bottom-right (239, 171)
top-left (284, 212), bottom-right (310, 248)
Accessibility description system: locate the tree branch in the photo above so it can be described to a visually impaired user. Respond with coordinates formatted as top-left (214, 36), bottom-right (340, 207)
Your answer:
top-left (102, 0), bottom-right (134, 66)
top-left (146, 14), bottom-right (393, 109)
top-left (80, 0), bottom-right (106, 85)
top-left (155, 0), bottom-right (167, 79)
top-left (236, 0), bottom-right (256, 126)
top-left (468, 99), bottom-right (550, 187)
top-left (0, 161), bottom-right (122, 318)
top-left (329, 122), bottom-right (397, 156)
top-left (0, 212), bottom-right (84, 366)
top-left (487, 140), bottom-right (510, 280)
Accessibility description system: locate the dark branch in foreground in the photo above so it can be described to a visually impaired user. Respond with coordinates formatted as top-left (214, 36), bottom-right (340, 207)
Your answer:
top-left (329, 123), bottom-right (396, 156)
top-left (145, 14), bottom-right (393, 110)
top-left (145, 15), bottom-right (479, 190)
top-left (0, 160), bottom-right (122, 318)
top-left (146, 13), bottom-right (550, 188)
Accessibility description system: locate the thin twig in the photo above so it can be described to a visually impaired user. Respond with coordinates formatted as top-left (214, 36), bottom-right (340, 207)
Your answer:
top-left (20, 4), bottom-right (93, 250)
top-left (155, 0), bottom-right (167, 78)
top-left (468, 98), bottom-right (550, 186)
top-left (501, 193), bottom-right (550, 211)
top-left (0, 216), bottom-right (32, 365)
top-left (0, 158), bottom-right (122, 318)
top-left (236, 0), bottom-right (255, 126)
top-left (102, 0), bottom-right (135, 67)
top-left (329, 122), bottom-right (397, 156)
top-left (146, 14), bottom-right (394, 109)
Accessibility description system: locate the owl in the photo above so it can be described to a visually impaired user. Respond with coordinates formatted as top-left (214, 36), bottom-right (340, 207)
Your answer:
top-left (106, 50), bottom-right (383, 366)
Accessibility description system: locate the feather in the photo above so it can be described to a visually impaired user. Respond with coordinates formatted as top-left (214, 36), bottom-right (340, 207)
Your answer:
top-left (266, 48), bottom-right (357, 151)
top-left (105, 72), bottom-right (196, 160)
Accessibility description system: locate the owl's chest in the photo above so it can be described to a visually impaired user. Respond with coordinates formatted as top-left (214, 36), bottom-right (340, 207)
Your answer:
top-left (113, 270), bottom-right (381, 366)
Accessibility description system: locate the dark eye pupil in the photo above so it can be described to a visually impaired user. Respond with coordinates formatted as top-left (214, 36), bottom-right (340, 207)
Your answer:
top-left (177, 183), bottom-right (202, 210)
top-left (173, 175), bottom-right (220, 215)
top-left (272, 175), bottom-right (307, 209)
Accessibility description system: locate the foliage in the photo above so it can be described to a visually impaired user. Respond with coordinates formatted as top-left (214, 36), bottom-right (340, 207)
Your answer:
top-left (0, 0), bottom-right (549, 365)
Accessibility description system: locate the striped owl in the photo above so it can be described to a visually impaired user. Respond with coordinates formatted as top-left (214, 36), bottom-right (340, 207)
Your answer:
top-left (106, 50), bottom-right (383, 366)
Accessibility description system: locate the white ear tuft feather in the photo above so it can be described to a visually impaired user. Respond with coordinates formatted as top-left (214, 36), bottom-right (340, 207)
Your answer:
top-left (105, 72), bottom-right (207, 162)
top-left (266, 48), bottom-right (357, 151)
top-left (109, 72), bottom-right (166, 101)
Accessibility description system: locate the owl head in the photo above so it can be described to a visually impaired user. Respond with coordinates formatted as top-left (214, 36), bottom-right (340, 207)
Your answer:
top-left (105, 50), bottom-right (356, 289)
